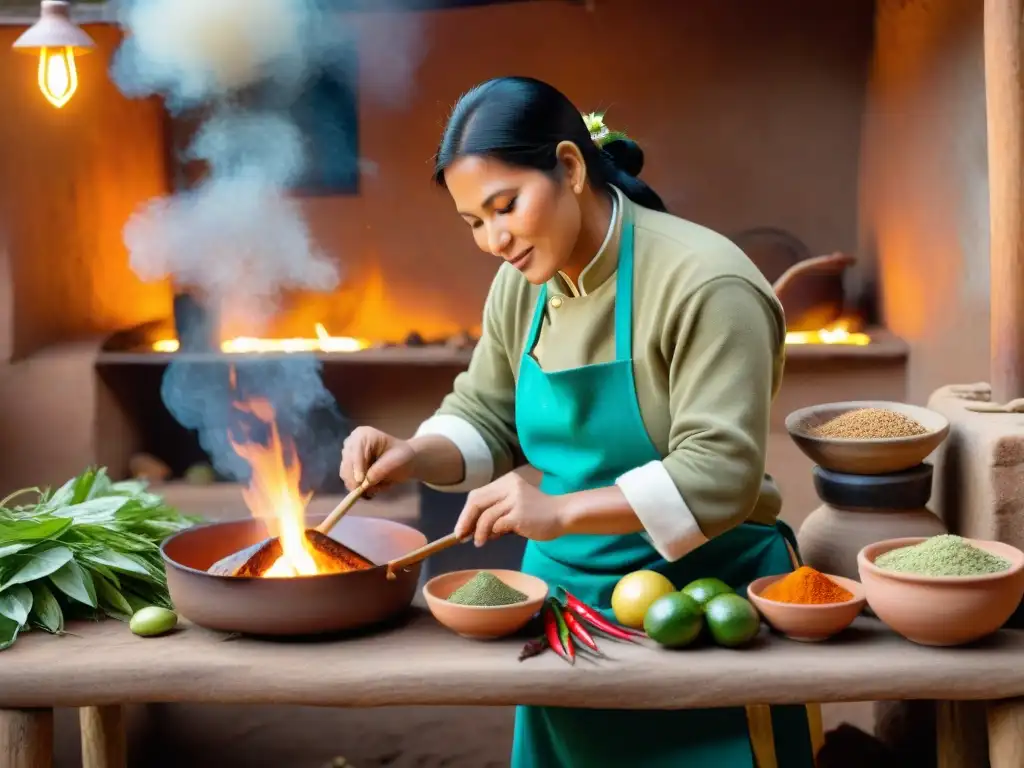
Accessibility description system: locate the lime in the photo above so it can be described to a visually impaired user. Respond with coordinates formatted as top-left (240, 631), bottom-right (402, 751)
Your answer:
top-left (681, 577), bottom-right (734, 608)
top-left (704, 593), bottom-right (761, 648)
top-left (644, 592), bottom-right (704, 648)
top-left (611, 570), bottom-right (677, 629)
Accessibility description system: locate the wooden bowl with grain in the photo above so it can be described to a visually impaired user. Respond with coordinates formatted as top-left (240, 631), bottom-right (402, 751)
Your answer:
top-left (785, 400), bottom-right (949, 475)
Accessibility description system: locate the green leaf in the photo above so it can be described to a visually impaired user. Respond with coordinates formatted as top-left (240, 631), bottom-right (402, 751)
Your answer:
top-left (51, 497), bottom-right (130, 524)
top-left (0, 542), bottom-right (32, 559)
top-left (93, 573), bottom-right (133, 620)
top-left (109, 479), bottom-right (148, 496)
top-left (0, 546), bottom-right (74, 591)
top-left (84, 549), bottom-right (150, 576)
top-left (29, 583), bottom-right (63, 633)
top-left (0, 584), bottom-right (33, 625)
top-left (41, 477), bottom-right (76, 510)
top-left (81, 561), bottom-right (121, 589)
top-left (0, 613), bottom-right (20, 650)
top-left (49, 560), bottom-right (97, 607)
top-left (0, 516), bottom-right (72, 543)
top-left (70, 467), bottom-right (97, 505)
top-left (30, 587), bottom-right (62, 631)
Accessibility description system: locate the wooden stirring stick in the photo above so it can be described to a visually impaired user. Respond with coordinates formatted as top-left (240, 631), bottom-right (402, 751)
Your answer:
top-left (315, 478), bottom-right (372, 535)
top-left (385, 532), bottom-right (470, 581)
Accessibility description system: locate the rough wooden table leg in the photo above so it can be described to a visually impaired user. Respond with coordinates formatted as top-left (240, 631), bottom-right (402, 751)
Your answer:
top-left (988, 698), bottom-right (1024, 768)
top-left (0, 708), bottom-right (54, 768)
top-left (937, 701), bottom-right (988, 768)
top-left (80, 705), bottom-right (127, 768)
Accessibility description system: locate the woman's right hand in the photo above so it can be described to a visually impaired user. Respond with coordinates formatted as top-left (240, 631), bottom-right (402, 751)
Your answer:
top-left (339, 426), bottom-right (417, 496)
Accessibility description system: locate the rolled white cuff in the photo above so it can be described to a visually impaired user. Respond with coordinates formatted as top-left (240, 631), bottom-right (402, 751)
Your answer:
top-left (616, 460), bottom-right (708, 562)
top-left (413, 414), bottom-right (495, 493)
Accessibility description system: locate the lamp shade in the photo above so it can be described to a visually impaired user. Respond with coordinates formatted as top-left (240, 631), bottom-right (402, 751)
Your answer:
top-left (12, 1), bottom-right (96, 55)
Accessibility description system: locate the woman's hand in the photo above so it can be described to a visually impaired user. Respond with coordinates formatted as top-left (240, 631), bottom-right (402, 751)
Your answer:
top-left (339, 427), bottom-right (416, 497)
top-left (454, 472), bottom-right (567, 547)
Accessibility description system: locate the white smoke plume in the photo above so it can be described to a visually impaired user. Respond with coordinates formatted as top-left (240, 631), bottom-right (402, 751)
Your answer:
top-left (112, 0), bottom-right (319, 109)
top-left (113, 0), bottom-right (342, 332)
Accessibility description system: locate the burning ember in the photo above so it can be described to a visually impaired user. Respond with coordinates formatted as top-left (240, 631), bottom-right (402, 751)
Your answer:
top-left (154, 323), bottom-right (369, 354)
top-left (226, 368), bottom-right (356, 578)
top-left (785, 319), bottom-right (870, 346)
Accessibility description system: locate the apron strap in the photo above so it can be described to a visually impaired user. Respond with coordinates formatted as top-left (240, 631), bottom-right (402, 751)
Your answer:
top-left (524, 283), bottom-right (548, 354)
top-left (613, 215), bottom-right (636, 362)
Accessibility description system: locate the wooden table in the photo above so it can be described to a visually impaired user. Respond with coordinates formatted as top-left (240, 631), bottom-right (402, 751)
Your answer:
top-left (1, 611), bottom-right (1023, 767)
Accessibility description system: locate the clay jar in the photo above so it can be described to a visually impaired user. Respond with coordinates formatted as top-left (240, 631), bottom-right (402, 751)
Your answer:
top-left (796, 463), bottom-right (948, 582)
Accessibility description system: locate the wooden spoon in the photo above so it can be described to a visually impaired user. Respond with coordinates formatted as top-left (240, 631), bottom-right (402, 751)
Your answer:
top-left (384, 532), bottom-right (470, 581)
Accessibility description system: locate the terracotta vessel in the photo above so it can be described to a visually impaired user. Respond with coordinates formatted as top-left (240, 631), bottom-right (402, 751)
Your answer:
top-left (797, 464), bottom-right (948, 582)
top-left (748, 573), bottom-right (866, 642)
top-left (730, 227), bottom-right (853, 332)
top-left (858, 537), bottom-right (1024, 646)
top-left (423, 569), bottom-right (549, 640)
top-left (161, 514), bottom-right (427, 637)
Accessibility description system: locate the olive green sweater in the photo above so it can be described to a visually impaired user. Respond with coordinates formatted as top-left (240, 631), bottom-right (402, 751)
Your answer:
top-left (414, 188), bottom-right (787, 561)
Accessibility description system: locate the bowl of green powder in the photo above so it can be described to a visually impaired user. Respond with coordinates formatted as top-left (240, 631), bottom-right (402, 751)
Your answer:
top-left (423, 569), bottom-right (548, 640)
top-left (858, 535), bottom-right (1024, 646)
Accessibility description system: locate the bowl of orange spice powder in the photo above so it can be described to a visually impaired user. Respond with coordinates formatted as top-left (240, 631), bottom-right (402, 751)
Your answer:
top-left (747, 566), bottom-right (866, 642)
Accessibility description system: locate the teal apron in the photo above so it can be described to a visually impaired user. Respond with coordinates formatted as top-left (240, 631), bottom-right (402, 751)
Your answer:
top-left (510, 209), bottom-right (815, 768)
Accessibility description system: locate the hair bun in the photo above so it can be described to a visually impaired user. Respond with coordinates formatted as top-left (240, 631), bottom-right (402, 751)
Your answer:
top-left (602, 137), bottom-right (645, 177)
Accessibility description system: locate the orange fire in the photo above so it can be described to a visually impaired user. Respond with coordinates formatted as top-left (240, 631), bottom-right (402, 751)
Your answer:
top-left (226, 370), bottom-right (323, 578)
top-left (785, 319), bottom-right (870, 346)
top-left (153, 323), bottom-right (369, 354)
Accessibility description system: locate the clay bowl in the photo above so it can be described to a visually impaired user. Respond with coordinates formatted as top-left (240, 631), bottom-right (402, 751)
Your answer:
top-left (748, 573), bottom-right (866, 642)
top-left (858, 537), bottom-right (1024, 646)
top-left (423, 569), bottom-right (548, 640)
top-left (785, 400), bottom-right (950, 475)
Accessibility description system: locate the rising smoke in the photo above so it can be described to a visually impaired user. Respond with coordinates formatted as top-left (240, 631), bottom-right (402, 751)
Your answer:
top-left (112, 0), bottom-right (425, 490)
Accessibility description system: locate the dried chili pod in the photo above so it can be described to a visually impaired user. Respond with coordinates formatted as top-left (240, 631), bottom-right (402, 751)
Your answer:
top-left (518, 635), bottom-right (548, 662)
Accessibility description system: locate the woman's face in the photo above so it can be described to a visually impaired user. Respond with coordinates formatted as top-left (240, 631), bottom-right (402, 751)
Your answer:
top-left (444, 153), bottom-right (582, 284)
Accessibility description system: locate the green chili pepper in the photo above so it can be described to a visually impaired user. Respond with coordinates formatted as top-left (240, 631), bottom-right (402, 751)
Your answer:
top-left (548, 598), bottom-right (575, 665)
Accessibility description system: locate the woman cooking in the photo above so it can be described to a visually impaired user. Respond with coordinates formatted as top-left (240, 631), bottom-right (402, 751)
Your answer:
top-left (339, 76), bottom-right (814, 767)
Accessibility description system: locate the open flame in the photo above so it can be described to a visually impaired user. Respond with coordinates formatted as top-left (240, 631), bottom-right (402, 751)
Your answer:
top-left (153, 322), bottom-right (369, 354)
top-left (155, 317), bottom-right (869, 354)
top-left (785, 319), bottom-right (870, 346)
top-left (226, 368), bottom-right (323, 577)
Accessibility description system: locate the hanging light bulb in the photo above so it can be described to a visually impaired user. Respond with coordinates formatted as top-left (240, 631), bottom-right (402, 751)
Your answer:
top-left (12, 1), bottom-right (96, 110)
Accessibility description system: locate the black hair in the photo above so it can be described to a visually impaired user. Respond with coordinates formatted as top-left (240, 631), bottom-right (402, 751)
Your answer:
top-left (433, 76), bottom-right (667, 213)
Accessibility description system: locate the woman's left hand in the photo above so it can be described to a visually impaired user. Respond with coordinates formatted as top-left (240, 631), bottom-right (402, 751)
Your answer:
top-left (454, 472), bottom-right (568, 547)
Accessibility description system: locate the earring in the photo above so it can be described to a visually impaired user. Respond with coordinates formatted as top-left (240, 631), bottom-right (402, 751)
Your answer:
top-left (574, 184), bottom-right (582, 194)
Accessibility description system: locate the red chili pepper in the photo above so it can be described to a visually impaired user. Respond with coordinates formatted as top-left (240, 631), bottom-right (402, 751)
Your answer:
top-left (518, 635), bottom-right (548, 662)
top-left (543, 603), bottom-right (572, 664)
top-left (561, 589), bottom-right (642, 642)
top-left (561, 604), bottom-right (603, 656)
top-left (548, 599), bottom-right (576, 665)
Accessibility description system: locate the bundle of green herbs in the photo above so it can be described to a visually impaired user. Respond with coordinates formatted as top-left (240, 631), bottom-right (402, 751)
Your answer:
top-left (0, 467), bottom-right (200, 650)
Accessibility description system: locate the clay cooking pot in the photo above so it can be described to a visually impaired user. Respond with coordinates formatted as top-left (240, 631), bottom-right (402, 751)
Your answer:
top-left (161, 514), bottom-right (428, 637)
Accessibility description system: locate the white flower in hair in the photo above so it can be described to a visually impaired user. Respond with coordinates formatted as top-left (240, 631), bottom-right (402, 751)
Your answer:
top-left (582, 111), bottom-right (628, 148)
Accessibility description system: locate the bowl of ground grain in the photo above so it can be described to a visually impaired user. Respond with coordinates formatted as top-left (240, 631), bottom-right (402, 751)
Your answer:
top-left (748, 567), bottom-right (867, 642)
top-left (423, 569), bottom-right (549, 640)
top-left (858, 535), bottom-right (1024, 646)
top-left (785, 400), bottom-right (950, 475)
